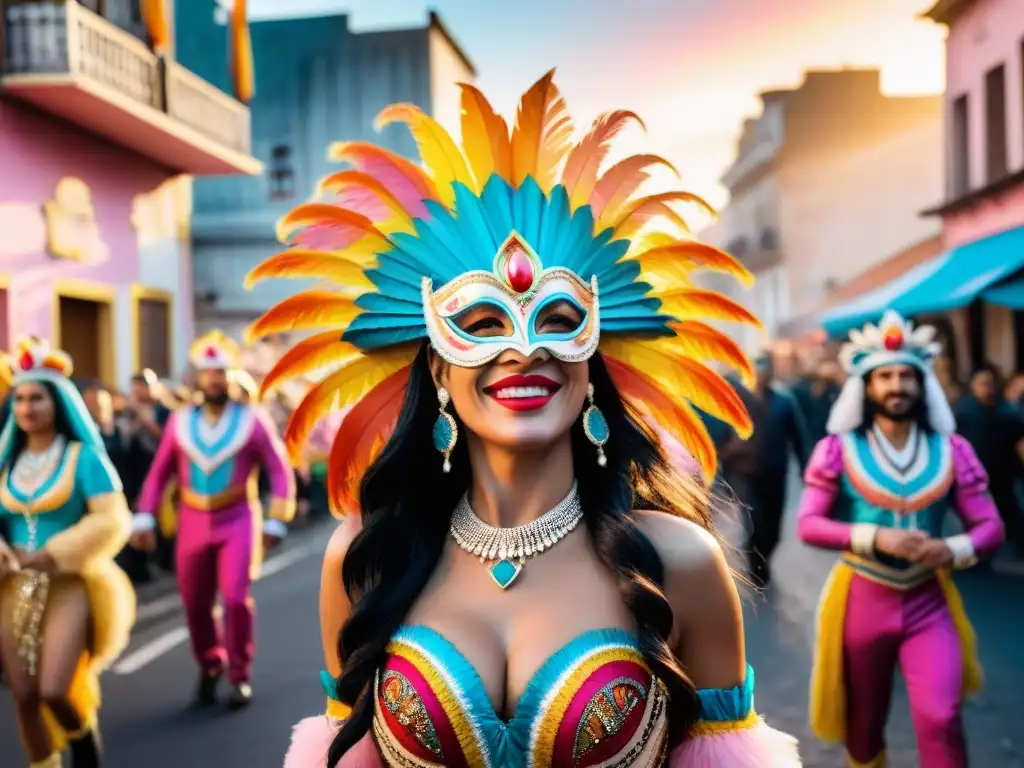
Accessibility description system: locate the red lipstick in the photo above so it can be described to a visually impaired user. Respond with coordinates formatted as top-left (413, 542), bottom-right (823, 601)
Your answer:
top-left (483, 374), bottom-right (562, 412)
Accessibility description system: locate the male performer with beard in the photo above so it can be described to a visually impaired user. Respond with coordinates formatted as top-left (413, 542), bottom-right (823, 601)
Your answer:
top-left (131, 331), bottom-right (295, 709)
top-left (796, 311), bottom-right (1004, 768)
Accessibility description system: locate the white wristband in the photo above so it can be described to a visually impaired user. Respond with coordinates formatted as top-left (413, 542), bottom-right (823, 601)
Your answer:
top-left (944, 534), bottom-right (977, 570)
top-left (263, 518), bottom-right (288, 539)
top-left (850, 523), bottom-right (879, 557)
top-left (132, 513), bottom-right (156, 533)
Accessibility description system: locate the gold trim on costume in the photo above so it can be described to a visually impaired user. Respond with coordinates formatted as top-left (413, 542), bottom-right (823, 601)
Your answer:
top-left (846, 748), bottom-right (887, 767)
top-left (267, 495), bottom-right (296, 523)
top-left (839, 553), bottom-right (934, 591)
top-left (179, 484), bottom-right (247, 511)
top-left (0, 442), bottom-right (81, 515)
top-left (689, 709), bottom-right (759, 736)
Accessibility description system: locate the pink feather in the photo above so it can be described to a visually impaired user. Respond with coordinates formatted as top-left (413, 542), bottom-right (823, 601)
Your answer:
top-left (283, 718), bottom-right (383, 768)
top-left (668, 719), bottom-right (802, 767)
top-left (328, 142), bottom-right (433, 219)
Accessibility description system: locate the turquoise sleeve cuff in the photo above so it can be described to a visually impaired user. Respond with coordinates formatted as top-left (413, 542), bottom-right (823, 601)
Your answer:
top-left (320, 669), bottom-right (339, 701)
top-left (695, 664), bottom-right (755, 722)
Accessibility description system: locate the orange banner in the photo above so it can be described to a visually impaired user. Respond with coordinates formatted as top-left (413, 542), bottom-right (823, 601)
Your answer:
top-left (231, 0), bottom-right (256, 104)
top-left (140, 0), bottom-right (170, 52)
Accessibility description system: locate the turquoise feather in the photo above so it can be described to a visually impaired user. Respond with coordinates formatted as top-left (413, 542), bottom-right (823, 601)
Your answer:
top-left (340, 178), bottom-right (672, 351)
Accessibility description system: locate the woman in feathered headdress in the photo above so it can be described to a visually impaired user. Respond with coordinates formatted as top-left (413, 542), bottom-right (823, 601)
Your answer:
top-left (0, 337), bottom-right (134, 768)
top-left (258, 71), bottom-right (799, 767)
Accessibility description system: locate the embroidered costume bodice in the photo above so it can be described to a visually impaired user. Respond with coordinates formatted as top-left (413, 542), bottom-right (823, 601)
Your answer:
top-left (0, 440), bottom-right (115, 550)
top-left (371, 625), bottom-right (667, 768)
top-left (837, 427), bottom-right (954, 538)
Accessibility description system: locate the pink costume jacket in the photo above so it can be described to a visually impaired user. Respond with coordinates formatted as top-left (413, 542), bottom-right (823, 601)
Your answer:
top-left (798, 433), bottom-right (1004, 571)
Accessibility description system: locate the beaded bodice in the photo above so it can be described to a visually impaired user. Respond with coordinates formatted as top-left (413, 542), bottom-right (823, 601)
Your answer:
top-left (372, 625), bottom-right (668, 767)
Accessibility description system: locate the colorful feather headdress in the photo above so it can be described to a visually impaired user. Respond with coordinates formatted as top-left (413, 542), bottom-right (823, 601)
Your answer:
top-left (247, 70), bottom-right (760, 514)
top-left (6, 336), bottom-right (74, 381)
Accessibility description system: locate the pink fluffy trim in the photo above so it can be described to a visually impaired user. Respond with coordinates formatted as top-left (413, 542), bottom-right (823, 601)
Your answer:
top-left (669, 719), bottom-right (802, 767)
top-left (283, 717), bottom-right (382, 768)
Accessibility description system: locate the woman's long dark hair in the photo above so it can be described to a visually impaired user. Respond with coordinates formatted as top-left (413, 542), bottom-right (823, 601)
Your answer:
top-left (2, 381), bottom-right (77, 471)
top-left (327, 344), bottom-right (713, 765)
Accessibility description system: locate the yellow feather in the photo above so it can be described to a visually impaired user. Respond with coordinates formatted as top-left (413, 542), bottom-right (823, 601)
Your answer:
top-left (662, 322), bottom-right (755, 390)
top-left (632, 241), bottom-right (754, 287)
top-left (258, 332), bottom-right (361, 399)
top-left (375, 103), bottom-right (474, 208)
top-left (658, 288), bottom-right (762, 327)
top-left (510, 69), bottom-right (575, 192)
top-left (626, 230), bottom-right (677, 259)
top-left (459, 83), bottom-right (512, 188)
top-left (244, 250), bottom-right (376, 293)
top-left (601, 337), bottom-right (752, 437)
top-left (244, 290), bottom-right (362, 343)
top-left (285, 346), bottom-right (418, 463)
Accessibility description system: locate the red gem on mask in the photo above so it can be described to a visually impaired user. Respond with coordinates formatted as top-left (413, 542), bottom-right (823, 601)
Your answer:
top-left (883, 329), bottom-right (903, 351)
top-left (504, 243), bottom-right (535, 294)
top-left (18, 351), bottom-right (33, 370)
top-left (205, 346), bottom-right (218, 359)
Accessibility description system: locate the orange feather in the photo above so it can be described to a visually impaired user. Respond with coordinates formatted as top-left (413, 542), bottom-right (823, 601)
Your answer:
top-left (605, 356), bottom-right (718, 482)
top-left (244, 290), bottom-right (362, 343)
top-left (459, 83), bottom-right (512, 188)
top-left (600, 337), bottom-right (752, 438)
top-left (284, 346), bottom-right (417, 464)
top-left (327, 367), bottom-right (409, 514)
top-left (510, 69), bottom-right (574, 191)
top-left (592, 154), bottom-right (678, 226)
top-left (612, 191), bottom-right (715, 240)
top-left (666, 320), bottom-right (755, 389)
top-left (244, 250), bottom-right (377, 291)
top-left (276, 204), bottom-right (390, 252)
top-left (632, 241), bottom-right (753, 287)
top-left (258, 331), bottom-right (360, 400)
top-left (658, 288), bottom-right (762, 327)
top-left (328, 141), bottom-right (438, 205)
top-left (561, 110), bottom-right (644, 210)
top-left (375, 103), bottom-right (474, 207)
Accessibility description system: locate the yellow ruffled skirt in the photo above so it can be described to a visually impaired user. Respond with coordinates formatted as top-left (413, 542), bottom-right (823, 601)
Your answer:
top-left (1, 559), bottom-right (135, 752)
top-left (808, 562), bottom-right (983, 744)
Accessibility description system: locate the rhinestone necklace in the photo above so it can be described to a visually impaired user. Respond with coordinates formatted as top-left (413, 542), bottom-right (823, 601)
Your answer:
top-left (449, 482), bottom-right (583, 590)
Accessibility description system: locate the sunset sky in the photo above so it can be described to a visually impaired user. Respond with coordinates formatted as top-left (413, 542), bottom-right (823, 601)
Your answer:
top-left (246, 0), bottom-right (946, 213)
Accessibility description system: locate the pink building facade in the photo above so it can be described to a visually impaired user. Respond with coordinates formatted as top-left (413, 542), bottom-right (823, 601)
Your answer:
top-left (925, 0), bottom-right (1024, 376)
top-left (0, 0), bottom-right (259, 387)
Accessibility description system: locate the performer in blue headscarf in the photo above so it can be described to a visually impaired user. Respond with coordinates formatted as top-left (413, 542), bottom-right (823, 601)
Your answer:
top-left (0, 336), bottom-right (135, 768)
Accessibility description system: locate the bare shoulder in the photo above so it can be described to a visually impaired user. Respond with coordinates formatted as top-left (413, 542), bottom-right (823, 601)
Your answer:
top-left (323, 515), bottom-right (362, 573)
top-left (632, 510), bottom-right (741, 654)
top-left (633, 509), bottom-right (722, 574)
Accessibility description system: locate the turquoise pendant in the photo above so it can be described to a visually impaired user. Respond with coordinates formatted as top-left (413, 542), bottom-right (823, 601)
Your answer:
top-left (583, 404), bottom-right (609, 446)
top-left (489, 558), bottom-right (522, 590)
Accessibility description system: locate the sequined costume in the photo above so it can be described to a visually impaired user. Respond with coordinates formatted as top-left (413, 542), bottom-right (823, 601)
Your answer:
top-left (134, 331), bottom-right (296, 688)
top-left (0, 337), bottom-right (135, 762)
top-left (797, 311), bottom-right (1005, 768)
top-left (252, 71), bottom-right (799, 765)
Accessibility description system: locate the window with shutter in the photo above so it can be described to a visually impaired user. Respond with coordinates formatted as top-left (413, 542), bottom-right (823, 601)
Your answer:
top-left (138, 296), bottom-right (171, 377)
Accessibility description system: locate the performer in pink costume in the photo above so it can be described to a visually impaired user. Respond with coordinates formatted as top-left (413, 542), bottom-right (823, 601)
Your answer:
top-left (796, 311), bottom-right (1004, 768)
top-left (132, 330), bottom-right (296, 709)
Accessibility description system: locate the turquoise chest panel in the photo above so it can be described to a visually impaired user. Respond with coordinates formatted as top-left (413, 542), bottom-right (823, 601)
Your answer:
top-left (0, 448), bottom-right (85, 550)
top-left (189, 459), bottom-right (237, 495)
top-left (183, 405), bottom-right (247, 493)
top-left (838, 430), bottom-right (954, 537)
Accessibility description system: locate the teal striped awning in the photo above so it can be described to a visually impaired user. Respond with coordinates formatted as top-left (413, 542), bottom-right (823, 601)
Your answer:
top-left (819, 225), bottom-right (1024, 337)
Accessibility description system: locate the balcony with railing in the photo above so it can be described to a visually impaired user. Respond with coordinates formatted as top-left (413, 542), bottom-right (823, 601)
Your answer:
top-left (1, 0), bottom-right (261, 176)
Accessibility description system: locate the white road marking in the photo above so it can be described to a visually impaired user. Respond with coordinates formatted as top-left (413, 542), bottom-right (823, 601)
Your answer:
top-left (113, 537), bottom-right (324, 676)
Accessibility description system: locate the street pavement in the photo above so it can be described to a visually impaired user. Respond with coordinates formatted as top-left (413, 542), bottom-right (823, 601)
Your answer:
top-left (1, 477), bottom-right (1022, 767)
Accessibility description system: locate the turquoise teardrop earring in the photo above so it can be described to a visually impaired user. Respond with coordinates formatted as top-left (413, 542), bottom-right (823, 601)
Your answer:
top-left (433, 386), bottom-right (458, 473)
top-left (582, 383), bottom-right (609, 466)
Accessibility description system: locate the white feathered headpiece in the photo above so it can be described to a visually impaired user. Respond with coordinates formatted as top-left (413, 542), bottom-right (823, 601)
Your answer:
top-left (827, 310), bottom-right (955, 435)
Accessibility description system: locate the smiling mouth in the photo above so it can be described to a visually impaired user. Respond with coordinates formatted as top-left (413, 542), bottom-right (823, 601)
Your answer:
top-left (484, 375), bottom-right (562, 412)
